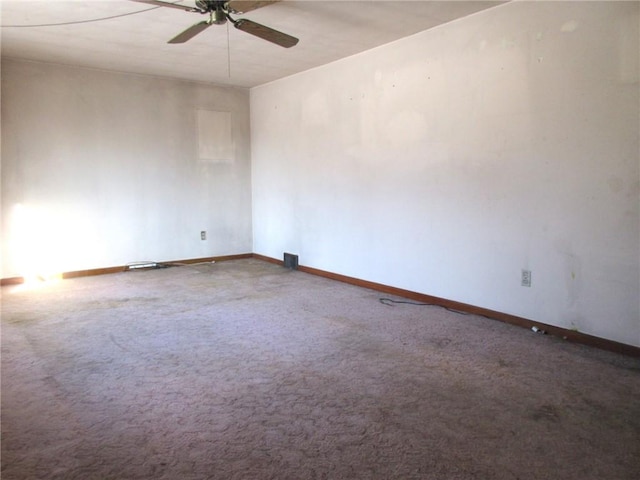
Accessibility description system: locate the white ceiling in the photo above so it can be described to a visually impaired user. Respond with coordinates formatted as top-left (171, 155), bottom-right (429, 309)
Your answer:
top-left (1, 0), bottom-right (505, 88)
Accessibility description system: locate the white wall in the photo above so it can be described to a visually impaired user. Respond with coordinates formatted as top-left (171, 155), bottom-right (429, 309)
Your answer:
top-left (1, 60), bottom-right (253, 278)
top-left (251, 1), bottom-right (640, 346)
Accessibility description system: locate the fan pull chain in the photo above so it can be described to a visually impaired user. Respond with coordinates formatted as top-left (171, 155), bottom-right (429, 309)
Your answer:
top-left (226, 22), bottom-right (231, 78)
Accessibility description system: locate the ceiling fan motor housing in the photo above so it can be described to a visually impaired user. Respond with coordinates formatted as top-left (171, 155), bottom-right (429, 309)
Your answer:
top-left (212, 9), bottom-right (227, 24)
top-left (196, 0), bottom-right (215, 11)
top-left (196, 0), bottom-right (228, 24)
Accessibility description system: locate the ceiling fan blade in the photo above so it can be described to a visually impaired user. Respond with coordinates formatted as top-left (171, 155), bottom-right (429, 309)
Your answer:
top-left (233, 19), bottom-right (298, 48)
top-left (130, 0), bottom-right (199, 12)
top-left (226, 1), bottom-right (280, 14)
top-left (168, 21), bottom-right (212, 43)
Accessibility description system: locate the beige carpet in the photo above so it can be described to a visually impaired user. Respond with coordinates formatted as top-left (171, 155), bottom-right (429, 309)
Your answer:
top-left (2, 258), bottom-right (639, 479)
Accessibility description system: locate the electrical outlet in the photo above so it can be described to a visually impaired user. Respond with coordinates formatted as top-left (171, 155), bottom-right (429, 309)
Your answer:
top-left (521, 269), bottom-right (532, 287)
top-left (201, 231), bottom-right (206, 241)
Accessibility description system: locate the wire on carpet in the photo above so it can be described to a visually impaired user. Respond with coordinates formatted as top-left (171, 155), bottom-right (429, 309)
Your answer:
top-left (124, 260), bottom-right (217, 272)
top-left (125, 261), bottom-right (171, 271)
top-left (379, 297), bottom-right (470, 316)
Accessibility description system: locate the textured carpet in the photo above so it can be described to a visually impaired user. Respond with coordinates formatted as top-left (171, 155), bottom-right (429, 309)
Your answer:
top-left (2, 258), bottom-right (639, 479)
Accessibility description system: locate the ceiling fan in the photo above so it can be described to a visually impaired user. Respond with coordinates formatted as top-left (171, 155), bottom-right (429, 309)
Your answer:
top-left (132, 0), bottom-right (298, 48)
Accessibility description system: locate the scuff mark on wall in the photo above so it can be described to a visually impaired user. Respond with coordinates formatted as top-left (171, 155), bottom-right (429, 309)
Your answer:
top-left (560, 20), bottom-right (579, 33)
top-left (564, 251), bottom-right (583, 309)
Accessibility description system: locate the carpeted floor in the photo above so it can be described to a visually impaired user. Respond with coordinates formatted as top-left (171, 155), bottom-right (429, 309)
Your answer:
top-left (1, 258), bottom-right (639, 479)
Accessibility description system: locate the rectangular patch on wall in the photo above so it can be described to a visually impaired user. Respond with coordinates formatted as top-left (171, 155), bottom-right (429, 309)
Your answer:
top-left (197, 110), bottom-right (234, 163)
